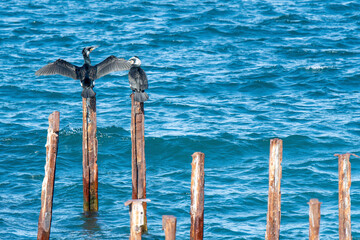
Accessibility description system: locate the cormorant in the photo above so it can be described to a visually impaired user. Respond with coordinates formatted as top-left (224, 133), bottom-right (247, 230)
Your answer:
top-left (35, 46), bottom-right (131, 98)
top-left (128, 56), bottom-right (149, 102)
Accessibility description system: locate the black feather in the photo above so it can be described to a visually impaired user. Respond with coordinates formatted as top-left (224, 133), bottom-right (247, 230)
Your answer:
top-left (94, 56), bottom-right (132, 80)
top-left (134, 91), bottom-right (149, 102)
top-left (81, 88), bottom-right (96, 98)
top-left (35, 59), bottom-right (79, 80)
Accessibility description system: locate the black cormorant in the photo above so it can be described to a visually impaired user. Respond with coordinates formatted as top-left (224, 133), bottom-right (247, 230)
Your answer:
top-left (35, 46), bottom-right (131, 98)
top-left (128, 56), bottom-right (149, 102)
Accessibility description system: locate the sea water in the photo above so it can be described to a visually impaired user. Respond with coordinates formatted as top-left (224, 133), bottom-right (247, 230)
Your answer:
top-left (0, 0), bottom-right (360, 239)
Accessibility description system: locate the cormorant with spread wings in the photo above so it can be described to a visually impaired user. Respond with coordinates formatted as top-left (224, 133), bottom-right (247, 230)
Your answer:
top-left (35, 46), bottom-right (131, 98)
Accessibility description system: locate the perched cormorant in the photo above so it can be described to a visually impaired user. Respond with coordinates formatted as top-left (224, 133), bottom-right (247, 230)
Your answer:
top-left (128, 56), bottom-right (149, 102)
top-left (35, 46), bottom-right (131, 98)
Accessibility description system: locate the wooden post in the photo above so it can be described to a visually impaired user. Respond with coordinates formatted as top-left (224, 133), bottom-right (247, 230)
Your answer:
top-left (308, 198), bottom-right (321, 240)
top-left (130, 94), bottom-right (147, 231)
top-left (37, 111), bottom-right (60, 240)
top-left (125, 199), bottom-right (151, 240)
top-left (163, 215), bottom-right (177, 240)
top-left (336, 153), bottom-right (352, 240)
top-left (190, 152), bottom-right (205, 240)
top-left (82, 97), bottom-right (98, 214)
top-left (265, 138), bottom-right (282, 240)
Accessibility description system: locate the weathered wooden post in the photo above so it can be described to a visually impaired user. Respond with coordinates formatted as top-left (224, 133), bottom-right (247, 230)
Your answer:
top-left (190, 152), bottom-right (205, 240)
top-left (308, 198), bottom-right (321, 240)
top-left (37, 111), bottom-right (60, 240)
top-left (336, 153), bottom-right (353, 240)
top-left (130, 94), bottom-right (147, 231)
top-left (82, 97), bottom-right (98, 214)
top-left (162, 215), bottom-right (177, 240)
top-left (265, 138), bottom-right (282, 240)
top-left (125, 199), bottom-right (151, 240)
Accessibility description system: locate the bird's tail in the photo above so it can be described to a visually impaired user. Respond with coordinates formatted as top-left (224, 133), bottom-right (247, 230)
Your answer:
top-left (134, 91), bottom-right (149, 102)
top-left (82, 87), bottom-right (96, 98)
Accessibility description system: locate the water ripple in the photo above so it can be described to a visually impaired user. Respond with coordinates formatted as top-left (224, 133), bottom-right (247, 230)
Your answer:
top-left (0, 0), bottom-right (360, 239)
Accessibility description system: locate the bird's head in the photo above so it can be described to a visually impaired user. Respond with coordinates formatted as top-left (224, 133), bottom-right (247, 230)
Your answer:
top-left (129, 56), bottom-right (141, 67)
top-left (82, 46), bottom-right (98, 58)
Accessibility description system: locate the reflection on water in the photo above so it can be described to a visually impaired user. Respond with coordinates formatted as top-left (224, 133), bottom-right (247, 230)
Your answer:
top-left (80, 212), bottom-right (101, 238)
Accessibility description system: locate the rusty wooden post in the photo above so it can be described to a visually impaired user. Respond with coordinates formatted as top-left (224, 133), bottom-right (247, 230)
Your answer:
top-left (190, 152), bottom-right (205, 240)
top-left (82, 97), bottom-right (98, 214)
top-left (163, 215), bottom-right (177, 240)
top-left (336, 153), bottom-right (352, 240)
top-left (37, 111), bottom-right (60, 240)
top-left (125, 199), bottom-right (151, 240)
top-left (308, 198), bottom-right (321, 240)
top-left (130, 94), bottom-right (147, 231)
top-left (265, 138), bottom-right (282, 240)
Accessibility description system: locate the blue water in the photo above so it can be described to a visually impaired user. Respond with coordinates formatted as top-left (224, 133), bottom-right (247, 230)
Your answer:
top-left (1, 0), bottom-right (360, 239)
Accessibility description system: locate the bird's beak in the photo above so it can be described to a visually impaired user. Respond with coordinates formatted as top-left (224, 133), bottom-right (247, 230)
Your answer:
top-left (90, 46), bottom-right (99, 52)
top-left (129, 59), bottom-right (135, 64)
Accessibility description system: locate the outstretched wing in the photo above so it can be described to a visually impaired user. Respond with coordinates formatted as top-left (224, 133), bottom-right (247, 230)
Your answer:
top-left (94, 55), bottom-right (132, 80)
top-left (35, 59), bottom-right (79, 80)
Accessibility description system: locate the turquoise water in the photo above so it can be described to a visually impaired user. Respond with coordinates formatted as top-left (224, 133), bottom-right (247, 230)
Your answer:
top-left (1, 0), bottom-right (360, 239)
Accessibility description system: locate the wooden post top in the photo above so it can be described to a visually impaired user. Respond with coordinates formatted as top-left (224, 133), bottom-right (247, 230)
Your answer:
top-left (162, 215), bottom-right (176, 229)
top-left (334, 153), bottom-right (359, 158)
top-left (48, 111), bottom-right (60, 132)
top-left (308, 199), bottom-right (321, 205)
top-left (192, 152), bottom-right (205, 158)
top-left (124, 199), bottom-right (151, 207)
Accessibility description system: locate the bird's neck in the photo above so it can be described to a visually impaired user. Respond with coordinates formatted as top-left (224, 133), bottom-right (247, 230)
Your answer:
top-left (83, 55), bottom-right (91, 65)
